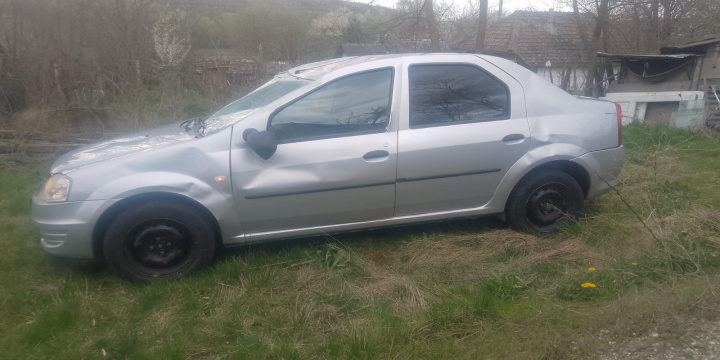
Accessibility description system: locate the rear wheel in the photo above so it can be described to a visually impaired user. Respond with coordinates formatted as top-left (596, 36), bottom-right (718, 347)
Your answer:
top-left (506, 171), bottom-right (584, 234)
top-left (103, 201), bottom-right (216, 282)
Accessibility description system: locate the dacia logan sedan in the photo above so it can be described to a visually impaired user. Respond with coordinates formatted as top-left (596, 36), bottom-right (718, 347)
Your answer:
top-left (32, 54), bottom-right (624, 281)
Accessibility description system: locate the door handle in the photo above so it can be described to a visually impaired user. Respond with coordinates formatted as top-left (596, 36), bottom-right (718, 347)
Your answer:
top-left (363, 150), bottom-right (389, 161)
top-left (502, 134), bottom-right (525, 143)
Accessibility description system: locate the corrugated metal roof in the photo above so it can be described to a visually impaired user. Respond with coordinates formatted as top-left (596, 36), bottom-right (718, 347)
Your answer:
top-left (661, 37), bottom-right (720, 54)
top-left (598, 53), bottom-right (700, 60)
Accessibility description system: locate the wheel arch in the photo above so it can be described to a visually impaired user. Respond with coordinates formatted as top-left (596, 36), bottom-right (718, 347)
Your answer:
top-left (92, 192), bottom-right (222, 259)
top-left (506, 160), bottom-right (591, 208)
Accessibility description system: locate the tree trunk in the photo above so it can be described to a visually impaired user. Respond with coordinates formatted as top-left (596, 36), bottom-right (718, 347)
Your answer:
top-left (53, 64), bottom-right (67, 104)
top-left (633, 2), bottom-right (641, 52)
top-left (560, 68), bottom-right (572, 91)
top-left (476, 0), bottom-right (489, 53)
top-left (649, 0), bottom-right (660, 51)
top-left (423, 0), bottom-right (441, 51)
top-left (498, 0), bottom-right (503, 20)
top-left (573, 0), bottom-right (609, 97)
top-left (134, 60), bottom-right (142, 85)
top-left (594, 0), bottom-right (610, 97)
top-left (660, 0), bottom-right (673, 45)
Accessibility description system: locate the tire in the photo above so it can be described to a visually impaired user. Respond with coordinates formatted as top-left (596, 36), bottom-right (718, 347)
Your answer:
top-left (505, 171), bottom-right (584, 234)
top-left (103, 201), bottom-right (216, 282)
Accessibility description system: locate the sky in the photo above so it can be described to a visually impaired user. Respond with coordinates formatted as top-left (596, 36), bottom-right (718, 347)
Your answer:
top-left (355, 0), bottom-right (571, 14)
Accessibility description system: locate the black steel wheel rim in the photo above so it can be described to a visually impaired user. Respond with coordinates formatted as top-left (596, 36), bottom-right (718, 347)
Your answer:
top-left (125, 219), bottom-right (193, 269)
top-left (526, 183), bottom-right (571, 227)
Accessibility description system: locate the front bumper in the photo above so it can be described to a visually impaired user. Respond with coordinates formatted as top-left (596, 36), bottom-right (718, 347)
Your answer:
top-left (31, 198), bottom-right (119, 259)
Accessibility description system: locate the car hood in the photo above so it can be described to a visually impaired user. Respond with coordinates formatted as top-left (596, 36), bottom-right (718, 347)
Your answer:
top-left (51, 121), bottom-right (195, 174)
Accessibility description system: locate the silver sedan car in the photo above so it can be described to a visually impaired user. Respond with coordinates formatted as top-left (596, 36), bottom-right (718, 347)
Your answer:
top-left (32, 54), bottom-right (624, 281)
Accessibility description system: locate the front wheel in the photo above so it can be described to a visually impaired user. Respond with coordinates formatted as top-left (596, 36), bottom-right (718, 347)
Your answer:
top-left (103, 201), bottom-right (216, 282)
top-left (505, 171), bottom-right (584, 234)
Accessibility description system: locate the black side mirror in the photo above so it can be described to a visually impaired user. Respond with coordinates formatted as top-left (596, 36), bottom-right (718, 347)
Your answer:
top-left (243, 128), bottom-right (277, 160)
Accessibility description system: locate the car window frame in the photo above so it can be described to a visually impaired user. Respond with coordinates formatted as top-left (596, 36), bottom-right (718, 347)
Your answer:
top-left (267, 67), bottom-right (396, 144)
top-left (407, 63), bottom-right (511, 129)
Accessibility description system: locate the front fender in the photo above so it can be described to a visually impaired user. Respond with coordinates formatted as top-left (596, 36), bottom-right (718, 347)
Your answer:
top-left (84, 172), bottom-right (241, 244)
top-left (91, 172), bottom-right (224, 202)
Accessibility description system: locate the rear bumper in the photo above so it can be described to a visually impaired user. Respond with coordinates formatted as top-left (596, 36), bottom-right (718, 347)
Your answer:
top-left (573, 146), bottom-right (625, 199)
top-left (31, 198), bottom-right (118, 260)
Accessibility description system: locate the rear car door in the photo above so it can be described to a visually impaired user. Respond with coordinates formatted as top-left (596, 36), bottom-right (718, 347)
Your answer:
top-left (395, 61), bottom-right (530, 216)
top-left (231, 68), bottom-right (398, 233)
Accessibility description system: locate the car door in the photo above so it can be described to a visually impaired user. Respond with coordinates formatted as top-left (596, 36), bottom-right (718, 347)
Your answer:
top-left (395, 61), bottom-right (530, 216)
top-left (231, 68), bottom-right (398, 234)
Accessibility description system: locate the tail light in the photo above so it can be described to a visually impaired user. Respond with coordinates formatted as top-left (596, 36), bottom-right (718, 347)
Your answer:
top-left (615, 103), bottom-right (622, 146)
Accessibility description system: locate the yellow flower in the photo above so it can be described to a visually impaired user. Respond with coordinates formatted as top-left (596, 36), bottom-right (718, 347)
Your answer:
top-left (581, 282), bottom-right (596, 288)
top-left (588, 267), bottom-right (596, 272)
top-left (632, 262), bottom-right (638, 266)
top-left (309, 298), bottom-right (313, 302)
top-left (712, 254), bottom-right (716, 257)
top-left (327, 293), bottom-right (335, 297)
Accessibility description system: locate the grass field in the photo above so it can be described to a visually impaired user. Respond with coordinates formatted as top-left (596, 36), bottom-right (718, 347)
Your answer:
top-left (1, 123), bottom-right (720, 359)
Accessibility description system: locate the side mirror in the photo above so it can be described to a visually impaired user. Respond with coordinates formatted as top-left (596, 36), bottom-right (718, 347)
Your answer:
top-left (242, 128), bottom-right (277, 160)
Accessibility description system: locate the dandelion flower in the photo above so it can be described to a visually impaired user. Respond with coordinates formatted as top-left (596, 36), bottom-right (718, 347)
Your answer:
top-left (712, 254), bottom-right (717, 257)
top-left (581, 282), bottom-right (596, 288)
top-left (327, 293), bottom-right (335, 297)
top-left (588, 267), bottom-right (596, 272)
top-left (632, 262), bottom-right (638, 266)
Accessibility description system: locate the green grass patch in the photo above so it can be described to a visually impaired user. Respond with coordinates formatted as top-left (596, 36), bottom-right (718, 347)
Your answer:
top-left (2, 124), bottom-right (720, 358)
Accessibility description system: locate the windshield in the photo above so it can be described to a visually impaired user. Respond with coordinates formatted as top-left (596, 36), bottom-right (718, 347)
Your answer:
top-left (202, 77), bottom-right (310, 135)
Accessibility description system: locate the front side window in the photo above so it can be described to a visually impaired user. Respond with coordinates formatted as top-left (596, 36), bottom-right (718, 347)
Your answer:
top-left (409, 64), bottom-right (510, 128)
top-left (270, 68), bottom-right (393, 142)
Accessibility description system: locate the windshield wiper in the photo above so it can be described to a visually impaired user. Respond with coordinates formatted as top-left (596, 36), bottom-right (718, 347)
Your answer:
top-left (180, 115), bottom-right (207, 138)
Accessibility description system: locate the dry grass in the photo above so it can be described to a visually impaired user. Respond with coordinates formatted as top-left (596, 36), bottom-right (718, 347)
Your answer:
top-left (683, 208), bottom-right (720, 245)
top-left (398, 231), bottom-right (602, 278)
top-left (349, 267), bottom-right (431, 311)
top-left (3, 123), bottom-right (720, 359)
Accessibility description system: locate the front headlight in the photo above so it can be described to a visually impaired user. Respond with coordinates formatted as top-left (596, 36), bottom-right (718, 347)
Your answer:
top-left (38, 174), bottom-right (72, 202)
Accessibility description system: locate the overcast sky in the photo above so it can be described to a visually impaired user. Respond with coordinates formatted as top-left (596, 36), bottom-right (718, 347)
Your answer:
top-left (356, 0), bottom-right (571, 14)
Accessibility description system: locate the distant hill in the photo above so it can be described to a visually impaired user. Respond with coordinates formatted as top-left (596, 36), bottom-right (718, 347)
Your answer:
top-left (171, 0), bottom-right (391, 14)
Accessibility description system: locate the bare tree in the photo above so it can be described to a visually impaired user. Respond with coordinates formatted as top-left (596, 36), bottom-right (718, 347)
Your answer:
top-left (648, 0), bottom-right (659, 50)
top-left (2, 0), bottom-right (715, 132)
top-left (475, 0), bottom-right (488, 53)
top-left (573, 0), bottom-right (609, 97)
top-left (231, 0), bottom-right (316, 63)
top-left (423, 0), bottom-right (441, 51)
top-left (561, 0), bottom-right (720, 53)
top-left (152, 10), bottom-right (191, 71)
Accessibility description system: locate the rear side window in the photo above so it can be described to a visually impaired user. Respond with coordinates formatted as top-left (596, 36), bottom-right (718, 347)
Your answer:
top-left (409, 64), bottom-right (510, 128)
top-left (270, 68), bottom-right (393, 143)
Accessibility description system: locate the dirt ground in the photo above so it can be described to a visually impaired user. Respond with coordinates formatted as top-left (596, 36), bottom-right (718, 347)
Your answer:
top-left (597, 318), bottom-right (720, 359)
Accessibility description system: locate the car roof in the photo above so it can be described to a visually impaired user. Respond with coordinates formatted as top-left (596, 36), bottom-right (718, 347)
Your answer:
top-left (286, 53), bottom-right (482, 81)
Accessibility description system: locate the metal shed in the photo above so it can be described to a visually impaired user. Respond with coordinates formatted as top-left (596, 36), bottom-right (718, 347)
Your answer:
top-left (600, 37), bottom-right (720, 129)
